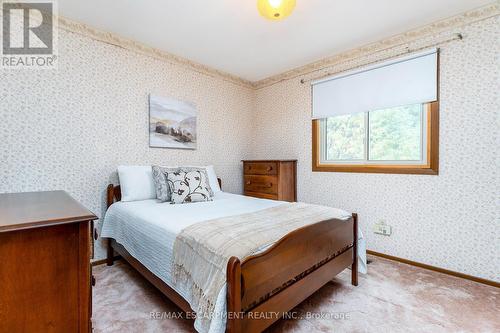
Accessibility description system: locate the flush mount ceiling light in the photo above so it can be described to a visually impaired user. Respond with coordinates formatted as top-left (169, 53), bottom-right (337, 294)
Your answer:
top-left (257, 0), bottom-right (296, 21)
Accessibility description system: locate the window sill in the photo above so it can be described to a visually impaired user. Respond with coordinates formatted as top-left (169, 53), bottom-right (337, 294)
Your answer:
top-left (312, 163), bottom-right (438, 175)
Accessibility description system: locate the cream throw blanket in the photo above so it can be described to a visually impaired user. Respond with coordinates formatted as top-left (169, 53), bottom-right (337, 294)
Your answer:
top-left (172, 202), bottom-right (351, 332)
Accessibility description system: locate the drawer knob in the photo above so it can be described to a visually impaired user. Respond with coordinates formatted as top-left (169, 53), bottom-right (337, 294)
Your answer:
top-left (267, 166), bottom-right (273, 171)
top-left (246, 181), bottom-right (251, 185)
top-left (267, 183), bottom-right (272, 188)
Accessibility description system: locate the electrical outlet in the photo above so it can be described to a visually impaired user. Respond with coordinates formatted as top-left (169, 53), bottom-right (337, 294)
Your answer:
top-left (373, 220), bottom-right (392, 236)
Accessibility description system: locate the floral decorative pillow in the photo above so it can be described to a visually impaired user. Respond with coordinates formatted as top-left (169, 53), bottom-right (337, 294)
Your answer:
top-left (167, 168), bottom-right (214, 204)
top-left (152, 166), bottom-right (178, 202)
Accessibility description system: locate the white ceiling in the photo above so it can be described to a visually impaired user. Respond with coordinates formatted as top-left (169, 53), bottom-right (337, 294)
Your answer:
top-left (58, 0), bottom-right (493, 82)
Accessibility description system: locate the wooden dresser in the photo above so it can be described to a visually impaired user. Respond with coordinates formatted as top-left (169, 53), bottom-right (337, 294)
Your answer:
top-left (0, 191), bottom-right (96, 333)
top-left (242, 160), bottom-right (297, 202)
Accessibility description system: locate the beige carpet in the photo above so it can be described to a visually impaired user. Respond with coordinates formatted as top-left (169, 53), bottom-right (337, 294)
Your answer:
top-left (92, 255), bottom-right (499, 333)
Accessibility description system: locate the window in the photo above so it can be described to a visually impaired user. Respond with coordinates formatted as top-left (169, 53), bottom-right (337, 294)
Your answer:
top-left (311, 49), bottom-right (439, 175)
top-left (325, 103), bottom-right (423, 163)
top-left (313, 102), bottom-right (439, 174)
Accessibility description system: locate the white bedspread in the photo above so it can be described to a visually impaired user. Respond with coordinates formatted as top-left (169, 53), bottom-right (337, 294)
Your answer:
top-left (100, 192), bottom-right (367, 333)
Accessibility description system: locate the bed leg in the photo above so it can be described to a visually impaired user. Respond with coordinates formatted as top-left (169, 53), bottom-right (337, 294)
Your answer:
top-left (226, 257), bottom-right (242, 333)
top-left (351, 213), bottom-right (358, 286)
top-left (106, 238), bottom-right (114, 266)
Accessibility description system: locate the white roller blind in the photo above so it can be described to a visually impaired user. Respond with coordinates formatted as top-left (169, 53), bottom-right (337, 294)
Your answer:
top-left (312, 49), bottom-right (438, 119)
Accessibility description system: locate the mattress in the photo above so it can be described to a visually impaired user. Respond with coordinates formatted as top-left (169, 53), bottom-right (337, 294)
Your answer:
top-left (100, 192), bottom-right (367, 333)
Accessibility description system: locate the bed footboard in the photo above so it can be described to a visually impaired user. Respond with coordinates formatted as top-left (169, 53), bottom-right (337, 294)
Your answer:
top-left (104, 183), bottom-right (357, 333)
top-left (227, 213), bottom-right (358, 333)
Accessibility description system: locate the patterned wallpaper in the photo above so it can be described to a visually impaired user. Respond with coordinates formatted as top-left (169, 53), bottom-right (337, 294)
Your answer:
top-left (1, 13), bottom-right (498, 281)
top-left (250, 17), bottom-right (499, 281)
top-left (0, 28), bottom-right (255, 259)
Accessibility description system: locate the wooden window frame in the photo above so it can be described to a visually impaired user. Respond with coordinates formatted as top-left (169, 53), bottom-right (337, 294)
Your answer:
top-left (312, 101), bottom-right (439, 175)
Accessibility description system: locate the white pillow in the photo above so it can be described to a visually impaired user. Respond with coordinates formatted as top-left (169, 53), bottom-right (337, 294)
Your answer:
top-left (204, 165), bottom-right (221, 192)
top-left (117, 166), bottom-right (156, 202)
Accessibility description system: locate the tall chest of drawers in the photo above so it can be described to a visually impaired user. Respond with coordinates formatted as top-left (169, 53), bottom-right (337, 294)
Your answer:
top-left (0, 191), bottom-right (96, 333)
top-left (242, 160), bottom-right (297, 202)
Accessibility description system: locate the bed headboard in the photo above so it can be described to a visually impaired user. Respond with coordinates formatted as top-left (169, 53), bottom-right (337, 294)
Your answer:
top-left (106, 178), bottom-right (222, 210)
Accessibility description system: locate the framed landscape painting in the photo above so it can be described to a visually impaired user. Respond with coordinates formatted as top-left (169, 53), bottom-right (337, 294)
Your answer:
top-left (149, 95), bottom-right (197, 149)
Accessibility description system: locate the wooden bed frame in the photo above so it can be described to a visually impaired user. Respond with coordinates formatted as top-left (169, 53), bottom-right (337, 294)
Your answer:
top-left (104, 180), bottom-right (358, 333)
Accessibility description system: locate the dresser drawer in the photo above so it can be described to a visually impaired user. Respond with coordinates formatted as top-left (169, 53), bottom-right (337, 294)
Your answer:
top-left (244, 191), bottom-right (278, 200)
top-left (244, 162), bottom-right (277, 175)
top-left (244, 175), bottom-right (278, 194)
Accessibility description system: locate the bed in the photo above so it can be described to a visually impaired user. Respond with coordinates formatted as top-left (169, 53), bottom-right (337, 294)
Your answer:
top-left (101, 180), bottom-right (365, 333)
